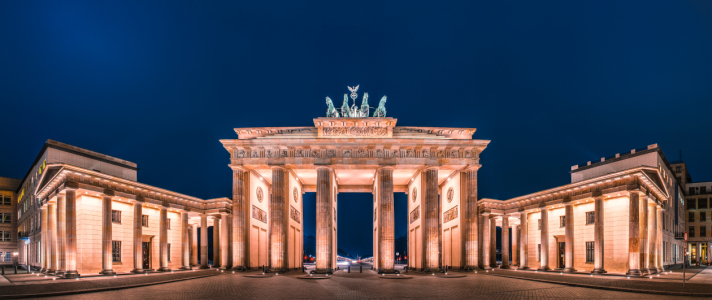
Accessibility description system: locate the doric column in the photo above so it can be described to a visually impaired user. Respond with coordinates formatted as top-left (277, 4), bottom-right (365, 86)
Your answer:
top-left (270, 167), bottom-right (289, 272)
top-left (64, 190), bottom-right (79, 278)
top-left (191, 224), bottom-right (198, 266)
top-left (512, 225), bottom-right (519, 267)
top-left (47, 203), bottom-right (57, 274)
top-left (213, 216), bottom-right (220, 268)
top-left (640, 195), bottom-right (649, 274)
top-left (220, 213), bottom-right (231, 269)
top-left (563, 203), bottom-right (575, 272)
top-left (40, 207), bottom-right (48, 273)
top-left (627, 192), bottom-right (641, 275)
top-left (501, 216), bottom-right (510, 269)
top-left (232, 167), bottom-right (247, 270)
top-left (657, 207), bottom-right (664, 272)
top-left (200, 214), bottom-right (209, 269)
top-left (422, 168), bottom-right (439, 272)
top-left (482, 213), bottom-right (490, 269)
top-left (158, 207), bottom-right (169, 271)
top-left (648, 202), bottom-right (657, 273)
top-left (520, 212), bottom-right (528, 269)
top-left (593, 196), bottom-right (606, 274)
top-left (378, 167), bottom-right (395, 273)
top-left (56, 195), bottom-right (66, 276)
top-left (539, 207), bottom-right (549, 271)
top-left (462, 166), bottom-right (479, 270)
top-left (132, 202), bottom-right (144, 273)
top-left (100, 196), bottom-right (115, 275)
top-left (490, 216), bottom-right (496, 268)
top-left (181, 212), bottom-right (190, 269)
top-left (316, 167), bottom-right (333, 273)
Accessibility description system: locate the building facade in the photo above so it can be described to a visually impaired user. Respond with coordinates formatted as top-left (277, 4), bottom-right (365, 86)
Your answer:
top-left (0, 177), bottom-right (20, 265)
top-left (480, 144), bottom-right (686, 274)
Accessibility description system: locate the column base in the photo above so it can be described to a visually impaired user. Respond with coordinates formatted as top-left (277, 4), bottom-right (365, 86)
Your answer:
top-left (55, 270), bottom-right (65, 277)
top-left (46, 269), bottom-right (56, 275)
top-left (424, 268), bottom-right (441, 273)
top-left (99, 269), bottom-right (116, 275)
top-left (464, 266), bottom-right (479, 271)
top-left (500, 265), bottom-right (511, 269)
top-left (592, 269), bottom-right (607, 274)
top-left (538, 267), bottom-right (550, 271)
top-left (268, 268), bottom-right (286, 274)
top-left (158, 267), bottom-right (171, 272)
top-left (219, 265), bottom-right (233, 270)
top-left (312, 268), bottom-right (333, 274)
top-left (132, 269), bottom-right (146, 274)
top-left (626, 269), bottom-right (641, 276)
top-left (39, 268), bottom-right (46, 273)
top-left (198, 265), bottom-right (210, 269)
top-left (231, 266), bottom-right (248, 271)
top-left (63, 271), bottom-right (80, 279)
top-left (518, 266), bottom-right (529, 270)
top-left (562, 268), bottom-right (576, 273)
top-left (483, 266), bottom-right (492, 270)
top-left (180, 266), bottom-right (192, 270)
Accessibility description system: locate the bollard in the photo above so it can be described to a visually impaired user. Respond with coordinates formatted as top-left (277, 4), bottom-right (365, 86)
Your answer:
top-left (360, 265), bottom-right (362, 273)
top-left (1, 265), bottom-right (4, 275)
top-left (406, 266), bottom-right (408, 273)
top-left (348, 265), bottom-right (351, 273)
top-left (14, 264), bottom-right (17, 274)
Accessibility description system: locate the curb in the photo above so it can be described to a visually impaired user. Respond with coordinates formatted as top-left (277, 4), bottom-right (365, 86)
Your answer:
top-left (491, 274), bottom-right (712, 297)
top-left (0, 273), bottom-right (218, 299)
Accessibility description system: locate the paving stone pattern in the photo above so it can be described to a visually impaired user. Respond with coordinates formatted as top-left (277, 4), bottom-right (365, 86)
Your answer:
top-left (42, 270), bottom-right (701, 300)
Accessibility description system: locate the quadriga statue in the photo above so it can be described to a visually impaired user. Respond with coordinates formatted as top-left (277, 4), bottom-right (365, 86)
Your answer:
top-left (340, 94), bottom-right (350, 118)
top-left (360, 93), bottom-right (370, 118)
top-left (373, 96), bottom-right (387, 117)
top-left (325, 97), bottom-right (340, 118)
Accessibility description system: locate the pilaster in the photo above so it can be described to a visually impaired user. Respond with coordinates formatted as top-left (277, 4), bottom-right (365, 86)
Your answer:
top-left (593, 196), bottom-right (606, 274)
top-left (501, 216), bottom-right (510, 269)
top-left (100, 196), bottom-right (115, 275)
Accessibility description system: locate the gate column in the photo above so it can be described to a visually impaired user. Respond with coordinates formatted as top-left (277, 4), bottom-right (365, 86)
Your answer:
top-left (377, 167), bottom-right (396, 274)
top-left (269, 167), bottom-right (289, 273)
top-left (316, 167), bottom-right (333, 273)
top-left (462, 166), bottom-right (479, 270)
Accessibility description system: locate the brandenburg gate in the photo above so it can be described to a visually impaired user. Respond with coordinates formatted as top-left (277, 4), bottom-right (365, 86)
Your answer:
top-left (220, 86), bottom-right (490, 273)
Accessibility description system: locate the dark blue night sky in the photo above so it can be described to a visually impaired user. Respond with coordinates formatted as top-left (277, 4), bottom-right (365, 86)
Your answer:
top-left (2, 1), bottom-right (712, 257)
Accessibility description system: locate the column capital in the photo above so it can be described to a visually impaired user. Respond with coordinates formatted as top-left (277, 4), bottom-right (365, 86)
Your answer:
top-left (422, 166), bottom-right (439, 172)
top-left (230, 165), bottom-right (248, 172)
top-left (462, 164), bottom-right (481, 172)
top-left (376, 166), bottom-right (395, 172)
top-left (270, 165), bottom-right (288, 172)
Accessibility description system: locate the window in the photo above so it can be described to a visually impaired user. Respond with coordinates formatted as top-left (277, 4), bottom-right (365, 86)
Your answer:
top-left (1, 213), bottom-right (10, 223)
top-left (111, 210), bottom-right (121, 224)
top-left (167, 218), bottom-right (171, 230)
top-left (702, 212), bottom-right (707, 222)
top-left (2, 196), bottom-right (10, 206)
top-left (586, 241), bottom-right (594, 263)
top-left (142, 215), bottom-right (149, 227)
top-left (702, 187), bottom-right (708, 194)
top-left (586, 212), bottom-right (595, 225)
top-left (112, 241), bottom-right (121, 262)
top-left (538, 219), bottom-right (541, 230)
top-left (167, 243), bottom-right (171, 261)
top-left (560, 216), bottom-right (566, 228)
top-left (1, 231), bottom-right (9, 242)
top-left (690, 226), bottom-right (695, 237)
top-left (701, 226), bottom-right (707, 238)
top-left (537, 244), bottom-right (541, 262)
top-left (689, 212), bottom-right (695, 222)
top-left (690, 187), bottom-right (696, 196)
top-left (688, 198), bottom-right (696, 209)
top-left (701, 198), bottom-right (709, 209)
top-left (676, 166), bottom-right (682, 173)
top-left (4, 252), bottom-right (10, 262)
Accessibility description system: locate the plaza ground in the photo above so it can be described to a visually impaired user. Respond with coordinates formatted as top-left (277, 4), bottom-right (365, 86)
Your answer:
top-left (2, 264), bottom-right (712, 299)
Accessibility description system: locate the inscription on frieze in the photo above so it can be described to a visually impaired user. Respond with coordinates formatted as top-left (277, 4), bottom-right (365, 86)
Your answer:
top-left (322, 126), bottom-right (388, 137)
top-left (443, 205), bottom-right (458, 223)
top-left (252, 205), bottom-right (267, 223)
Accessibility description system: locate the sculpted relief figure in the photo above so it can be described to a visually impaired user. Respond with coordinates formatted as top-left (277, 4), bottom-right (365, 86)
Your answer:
top-left (325, 97), bottom-right (340, 118)
top-left (373, 96), bottom-right (387, 117)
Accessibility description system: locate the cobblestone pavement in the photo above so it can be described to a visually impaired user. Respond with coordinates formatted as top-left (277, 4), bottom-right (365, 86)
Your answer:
top-left (41, 269), bottom-right (702, 300)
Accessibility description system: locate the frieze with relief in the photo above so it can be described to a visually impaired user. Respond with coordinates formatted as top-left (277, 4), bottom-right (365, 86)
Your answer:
top-left (290, 205), bottom-right (300, 224)
top-left (252, 205), bottom-right (267, 223)
top-left (322, 126), bottom-right (388, 137)
top-left (443, 205), bottom-right (458, 223)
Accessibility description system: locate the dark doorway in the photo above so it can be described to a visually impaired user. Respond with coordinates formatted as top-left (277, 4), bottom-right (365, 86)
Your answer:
top-left (142, 242), bottom-right (150, 269)
top-left (558, 241), bottom-right (565, 268)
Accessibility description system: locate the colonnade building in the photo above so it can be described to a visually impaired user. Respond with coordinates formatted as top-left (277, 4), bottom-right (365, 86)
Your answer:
top-left (480, 144), bottom-right (686, 274)
top-left (14, 140), bottom-right (237, 277)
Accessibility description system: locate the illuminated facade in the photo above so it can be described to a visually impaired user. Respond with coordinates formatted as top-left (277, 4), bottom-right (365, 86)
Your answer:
top-left (484, 144), bottom-right (686, 274)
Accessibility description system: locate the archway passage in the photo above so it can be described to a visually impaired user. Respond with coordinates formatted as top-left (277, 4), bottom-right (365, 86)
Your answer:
top-left (220, 117), bottom-right (489, 273)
